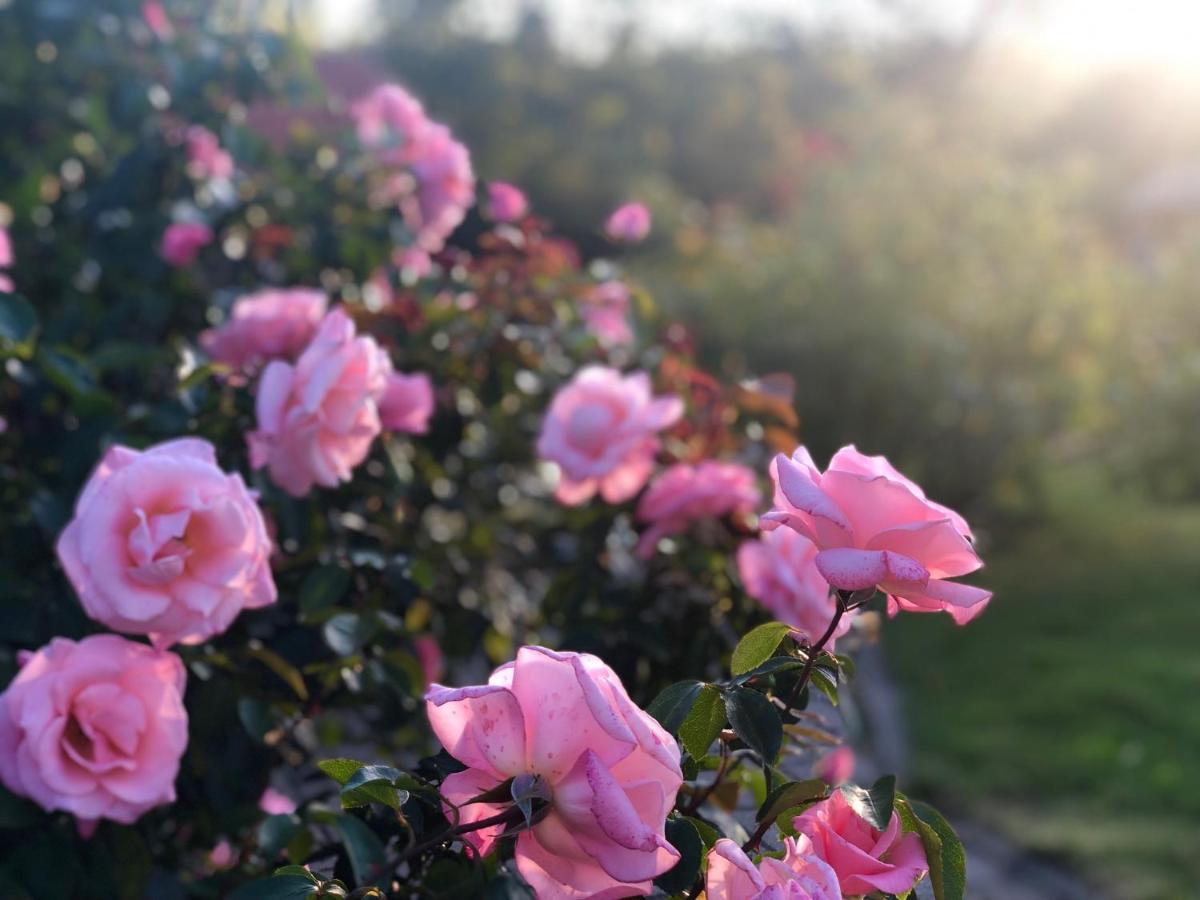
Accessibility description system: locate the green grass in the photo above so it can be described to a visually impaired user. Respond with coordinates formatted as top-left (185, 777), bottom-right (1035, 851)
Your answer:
top-left (887, 468), bottom-right (1200, 900)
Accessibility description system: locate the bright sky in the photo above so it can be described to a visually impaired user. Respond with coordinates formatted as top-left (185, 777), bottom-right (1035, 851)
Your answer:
top-left (313, 0), bottom-right (1200, 72)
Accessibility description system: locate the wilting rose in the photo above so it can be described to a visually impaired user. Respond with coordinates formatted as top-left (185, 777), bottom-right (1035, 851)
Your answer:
top-left (248, 308), bottom-right (432, 496)
top-left (793, 790), bottom-right (928, 897)
top-left (635, 461), bottom-right (760, 557)
top-left (185, 125), bottom-right (233, 181)
top-left (487, 181), bottom-right (528, 222)
top-left (537, 365), bottom-right (682, 506)
top-left (706, 837), bottom-right (840, 900)
top-left (160, 222), bottom-right (213, 267)
top-left (199, 287), bottom-right (327, 372)
top-left (604, 201), bottom-right (651, 242)
top-left (0, 635), bottom-right (187, 832)
top-left (56, 438), bottom-right (276, 648)
top-left (736, 527), bottom-right (851, 649)
top-left (426, 646), bottom-right (683, 899)
top-left (762, 445), bottom-right (991, 624)
top-left (580, 281), bottom-right (634, 347)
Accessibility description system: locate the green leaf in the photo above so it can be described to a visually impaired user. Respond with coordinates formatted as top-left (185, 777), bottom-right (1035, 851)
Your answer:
top-left (686, 816), bottom-right (722, 849)
top-left (646, 680), bottom-right (704, 733)
top-left (756, 778), bottom-right (830, 826)
top-left (904, 799), bottom-right (966, 900)
top-left (809, 666), bottom-right (839, 706)
top-left (273, 865), bottom-right (319, 882)
top-left (341, 765), bottom-right (409, 810)
top-left (228, 875), bottom-right (320, 900)
top-left (654, 817), bottom-right (703, 893)
top-left (511, 773), bottom-right (552, 828)
top-left (337, 815), bottom-right (387, 886)
top-left (248, 647), bottom-right (309, 700)
top-left (730, 622), bottom-right (794, 676)
top-left (300, 565), bottom-right (351, 618)
top-left (841, 775), bottom-right (896, 831)
top-left (0, 294), bottom-right (37, 354)
top-left (323, 611), bottom-right (376, 656)
top-left (732, 656), bottom-right (805, 684)
top-left (238, 696), bottom-right (273, 741)
top-left (258, 814), bottom-right (302, 859)
top-left (723, 687), bottom-right (782, 764)
top-left (318, 758), bottom-right (368, 785)
top-left (678, 684), bottom-right (726, 759)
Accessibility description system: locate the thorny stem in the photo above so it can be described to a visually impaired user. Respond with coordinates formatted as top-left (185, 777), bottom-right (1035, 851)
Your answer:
top-left (783, 589), bottom-right (855, 714)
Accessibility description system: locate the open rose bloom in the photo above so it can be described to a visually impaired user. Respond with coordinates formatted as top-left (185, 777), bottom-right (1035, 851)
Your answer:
top-left (488, 180), bottom-right (529, 222)
top-left (199, 287), bottom-right (328, 373)
top-left (0, 635), bottom-right (187, 832)
top-left (636, 461), bottom-right (761, 557)
top-left (160, 222), bottom-right (213, 267)
top-left (706, 837), bottom-right (840, 900)
top-left (763, 445), bottom-right (991, 623)
top-left (579, 281), bottom-right (634, 347)
top-left (604, 201), bottom-right (651, 242)
top-left (737, 527), bottom-right (851, 649)
top-left (793, 790), bottom-right (928, 897)
top-left (537, 365), bottom-right (682, 506)
top-left (426, 646), bottom-right (683, 899)
top-left (248, 308), bottom-right (434, 496)
top-left (185, 125), bottom-right (234, 181)
top-left (56, 438), bottom-right (276, 648)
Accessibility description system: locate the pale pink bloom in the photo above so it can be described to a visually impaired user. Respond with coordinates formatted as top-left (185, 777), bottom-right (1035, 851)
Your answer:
top-left (404, 122), bottom-right (475, 252)
top-left (0, 635), bottom-right (187, 831)
top-left (426, 646), bottom-right (683, 899)
top-left (0, 227), bottom-right (11, 267)
top-left (813, 747), bottom-right (855, 786)
top-left (397, 246), bottom-right (432, 279)
top-left (413, 635), bottom-right (444, 685)
top-left (161, 222), bottom-right (213, 267)
top-left (141, 1), bottom-right (174, 40)
top-left (199, 287), bottom-right (328, 372)
top-left (793, 790), bottom-right (928, 897)
top-left (56, 438), bottom-right (276, 648)
top-left (537, 366), bottom-right (682, 507)
top-left (763, 445), bottom-right (991, 624)
top-left (185, 126), bottom-right (234, 181)
top-left (259, 787), bottom-right (297, 816)
top-left (247, 308), bottom-right (431, 496)
top-left (635, 461), bottom-right (760, 557)
top-left (580, 281), bottom-right (634, 347)
top-left (736, 528), bottom-right (850, 649)
top-left (0, 275), bottom-right (11, 293)
top-left (706, 837), bottom-right (840, 900)
top-left (604, 202), bottom-right (651, 243)
top-left (209, 838), bottom-right (236, 869)
top-left (487, 181), bottom-right (528, 222)
top-left (351, 83), bottom-right (429, 167)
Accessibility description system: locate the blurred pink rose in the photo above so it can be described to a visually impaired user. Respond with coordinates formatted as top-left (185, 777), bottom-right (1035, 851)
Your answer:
top-left (580, 281), bottom-right (634, 347)
top-left (397, 246), bottom-right (432, 279)
top-left (706, 837), bottom-right (840, 900)
top-left (736, 528), bottom-right (851, 649)
top-left (487, 181), bottom-right (528, 222)
top-left (814, 747), bottom-right (855, 786)
top-left (141, 1), bottom-right (174, 40)
top-left (248, 308), bottom-right (431, 496)
top-left (0, 225), bottom-right (12, 293)
top-left (161, 222), bottom-right (213, 267)
top-left (762, 445), bottom-right (991, 624)
top-left (351, 83), bottom-right (429, 166)
top-left (259, 787), bottom-right (297, 816)
top-left (185, 126), bottom-right (234, 181)
top-left (413, 635), bottom-right (443, 685)
top-left (405, 122), bottom-right (475, 252)
top-left (379, 371), bottom-right (435, 434)
top-left (426, 646), bottom-right (683, 899)
top-left (199, 287), bottom-right (328, 372)
top-left (605, 201), bottom-right (651, 242)
top-left (56, 438), bottom-right (276, 648)
top-left (537, 365), bottom-right (682, 506)
top-left (793, 790), bottom-right (928, 897)
top-left (635, 461), bottom-right (760, 557)
top-left (209, 838), bottom-right (236, 869)
top-left (0, 635), bottom-right (187, 832)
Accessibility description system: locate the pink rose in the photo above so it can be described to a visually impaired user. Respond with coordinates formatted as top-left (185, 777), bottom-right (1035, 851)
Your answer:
top-left (580, 281), bottom-right (634, 347)
top-left (199, 287), bottom-right (328, 372)
top-left (56, 438), bottom-right (276, 648)
top-left (405, 122), bottom-right (475, 252)
top-left (397, 247), bottom-right (432, 279)
top-left (604, 202), bottom-right (651, 243)
top-left (635, 461), bottom-right (760, 558)
top-left (537, 365), bottom-right (683, 506)
top-left (426, 646), bottom-right (683, 899)
top-left (141, 1), bottom-right (174, 40)
top-left (185, 126), bottom-right (234, 181)
top-left (413, 635), bottom-right (444, 685)
top-left (762, 445), bottom-right (991, 624)
top-left (706, 837), bottom-right (840, 900)
top-left (352, 83), bottom-right (429, 167)
top-left (487, 181), bottom-right (528, 222)
top-left (248, 308), bottom-right (431, 496)
top-left (814, 747), bottom-right (855, 786)
top-left (209, 838), bottom-right (237, 869)
top-left (736, 528), bottom-right (851, 650)
top-left (0, 226), bottom-right (11, 267)
top-left (259, 787), bottom-right (297, 816)
top-left (161, 222), bottom-right (213, 267)
top-left (793, 790), bottom-right (928, 897)
top-left (0, 635), bottom-right (187, 832)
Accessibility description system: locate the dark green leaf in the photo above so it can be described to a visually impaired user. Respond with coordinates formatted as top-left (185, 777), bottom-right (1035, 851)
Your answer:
top-left (300, 565), bottom-right (351, 618)
top-left (337, 815), bottom-right (387, 886)
top-left (0, 785), bottom-right (41, 829)
top-left (318, 758), bottom-right (368, 785)
top-left (678, 684), bottom-right (726, 759)
top-left (341, 765), bottom-right (409, 810)
top-left (841, 775), bottom-right (896, 831)
top-left (756, 778), bottom-right (830, 826)
top-left (273, 865), bottom-right (320, 882)
top-left (248, 647), bottom-right (309, 700)
top-left (730, 622), bottom-right (794, 676)
top-left (724, 687), bottom-right (782, 764)
top-left (904, 799), bottom-right (966, 900)
top-left (654, 817), bottom-right (703, 893)
top-left (809, 666), bottom-right (839, 706)
top-left (323, 612), bottom-right (376, 656)
top-left (646, 680), bottom-right (704, 734)
top-left (732, 656), bottom-right (805, 684)
top-left (686, 816), bottom-right (722, 849)
top-left (237, 696), bottom-right (273, 741)
top-left (228, 875), bottom-right (319, 900)
top-left (258, 814), bottom-right (302, 859)
top-left (0, 294), bottom-right (37, 353)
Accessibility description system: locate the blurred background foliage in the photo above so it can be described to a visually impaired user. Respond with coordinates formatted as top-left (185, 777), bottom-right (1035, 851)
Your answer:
top-left (2, 0), bottom-right (1200, 897)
